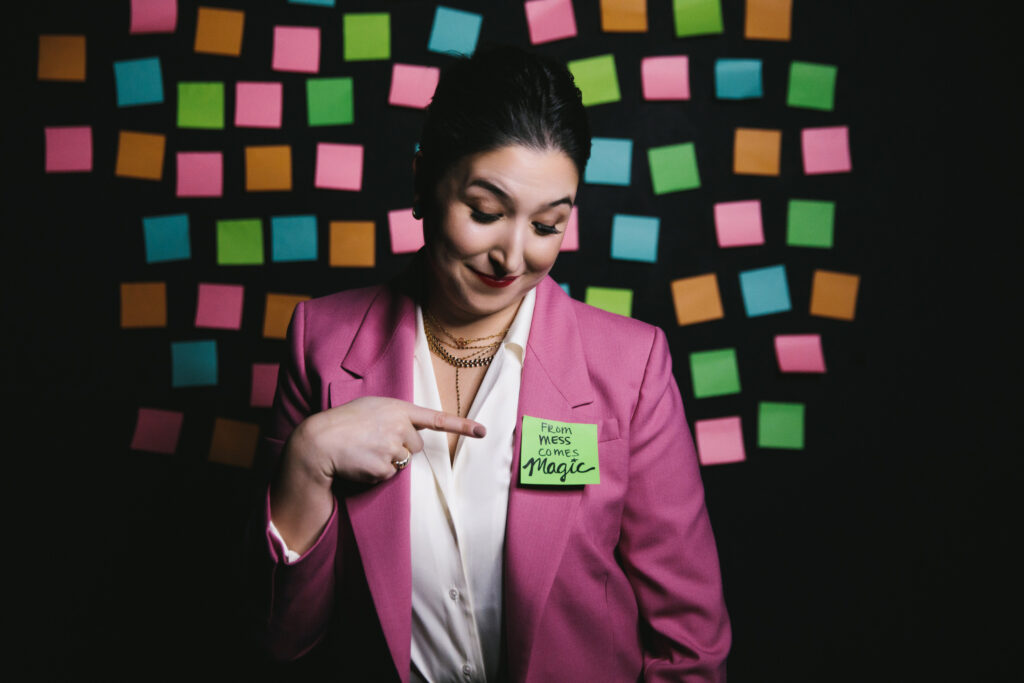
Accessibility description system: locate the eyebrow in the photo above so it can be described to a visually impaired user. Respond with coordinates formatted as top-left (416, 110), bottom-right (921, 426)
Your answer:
top-left (467, 178), bottom-right (574, 209)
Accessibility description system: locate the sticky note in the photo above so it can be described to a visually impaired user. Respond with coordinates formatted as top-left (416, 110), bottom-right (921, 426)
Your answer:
top-left (272, 26), bottom-right (320, 73)
top-left (689, 348), bottom-right (741, 398)
top-left (245, 145), bottom-right (292, 192)
top-left (786, 199), bottom-right (835, 248)
top-left (714, 200), bottom-right (764, 247)
top-left (715, 59), bottom-right (763, 99)
top-left (601, 0), bottom-right (648, 32)
top-left (585, 137), bottom-right (633, 186)
top-left (176, 151), bottom-right (223, 197)
top-left (758, 401), bottom-right (804, 449)
top-left (271, 215), bottom-right (318, 262)
top-left (177, 81), bottom-right (224, 129)
top-left (389, 64), bottom-right (440, 109)
top-left (738, 264), bottom-right (791, 317)
top-left (670, 273), bottom-right (724, 326)
top-left (524, 0), bottom-right (578, 44)
top-left (330, 221), bottom-right (376, 267)
top-left (610, 214), bottom-right (659, 263)
top-left (216, 218), bottom-right (264, 265)
top-left (734, 128), bottom-right (781, 176)
top-left (388, 208), bottom-right (425, 253)
top-left (695, 416), bottom-right (746, 465)
top-left (44, 126), bottom-right (91, 173)
top-left (802, 126), bottom-right (852, 175)
top-left (673, 0), bottom-right (723, 38)
top-left (120, 282), bottom-right (167, 328)
top-left (315, 143), bottom-right (363, 191)
top-left (194, 6), bottom-right (244, 56)
top-left (116, 131), bottom-right (166, 180)
top-left (429, 6), bottom-right (482, 56)
top-left (559, 283), bottom-right (571, 296)
top-left (130, 407), bottom-right (184, 454)
top-left (648, 142), bottom-right (700, 194)
top-left (195, 283), bottom-right (244, 330)
top-left (788, 61), bottom-right (838, 111)
top-left (143, 213), bottom-right (190, 263)
top-left (114, 57), bottom-right (163, 106)
top-left (289, 0), bottom-right (334, 5)
top-left (775, 334), bottom-right (826, 373)
top-left (235, 81), bottom-right (283, 128)
top-left (568, 54), bottom-right (620, 106)
top-left (810, 269), bottom-right (860, 321)
top-left (264, 293), bottom-right (310, 339)
top-left (307, 77), bottom-right (354, 126)
top-left (641, 56), bottom-right (690, 100)
top-left (745, 0), bottom-right (792, 41)
top-left (519, 415), bottom-right (600, 485)
top-left (251, 363), bottom-right (280, 408)
top-left (585, 287), bottom-right (632, 317)
top-left (208, 418), bottom-right (259, 467)
top-left (130, 0), bottom-right (177, 35)
top-left (38, 35), bottom-right (86, 81)
top-left (171, 340), bottom-right (217, 387)
top-left (559, 206), bottom-right (580, 252)
top-left (344, 13), bottom-right (390, 61)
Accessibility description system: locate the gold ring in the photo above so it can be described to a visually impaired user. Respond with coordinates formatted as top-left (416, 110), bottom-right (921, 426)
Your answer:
top-left (392, 453), bottom-right (412, 470)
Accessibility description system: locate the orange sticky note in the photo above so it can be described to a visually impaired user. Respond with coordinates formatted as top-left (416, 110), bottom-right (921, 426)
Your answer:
top-left (601, 0), bottom-right (648, 32)
top-left (194, 6), bottom-right (245, 56)
top-left (208, 417), bottom-right (259, 467)
top-left (245, 145), bottom-right (292, 192)
top-left (38, 35), bottom-right (86, 81)
top-left (263, 293), bottom-right (310, 339)
top-left (115, 130), bottom-right (166, 180)
top-left (745, 0), bottom-right (792, 41)
top-left (810, 270), bottom-right (860, 321)
top-left (734, 127), bottom-right (781, 176)
top-left (329, 221), bottom-right (375, 267)
top-left (120, 282), bottom-right (167, 328)
top-left (670, 274), bottom-right (724, 326)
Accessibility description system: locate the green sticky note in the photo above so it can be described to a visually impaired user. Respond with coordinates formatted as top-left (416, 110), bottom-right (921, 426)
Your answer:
top-left (520, 416), bottom-right (600, 485)
top-left (216, 218), bottom-right (264, 265)
top-left (648, 142), bottom-right (700, 194)
top-left (344, 13), bottom-right (390, 61)
top-left (786, 199), bottom-right (835, 248)
top-left (567, 54), bottom-right (621, 107)
top-left (787, 61), bottom-right (838, 111)
top-left (758, 401), bottom-right (805, 449)
top-left (177, 82), bottom-right (224, 129)
top-left (689, 348), bottom-right (741, 398)
top-left (673, 0), bottom-right (724, 38)
top-left (307, 77), bottom-right (354, 126)
top-left (585, 286), bottom-right (632, 317)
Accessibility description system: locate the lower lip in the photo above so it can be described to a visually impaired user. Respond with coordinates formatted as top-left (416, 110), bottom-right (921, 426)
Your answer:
top-left (472, 269), bottom-right (518, 288)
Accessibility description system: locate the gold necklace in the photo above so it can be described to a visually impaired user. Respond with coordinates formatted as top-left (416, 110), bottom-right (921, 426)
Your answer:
top-left (423, 310), bottom-right (510, 417)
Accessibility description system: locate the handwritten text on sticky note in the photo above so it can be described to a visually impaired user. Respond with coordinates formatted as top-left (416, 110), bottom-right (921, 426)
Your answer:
top-left (520, 416), bottom-right (600, 485)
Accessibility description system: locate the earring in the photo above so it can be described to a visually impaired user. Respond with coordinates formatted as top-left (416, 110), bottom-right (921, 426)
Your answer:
top-left (412, 204), bottom-right (422, 219)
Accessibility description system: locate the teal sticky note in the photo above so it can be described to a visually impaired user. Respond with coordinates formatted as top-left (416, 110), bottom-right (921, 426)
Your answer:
top-left (344, 13), bottom-right (390, 61)
top-left (143, 213), bottom-right (190, 263)
top-left (171, 340), bottom-right (217, 387)
top-left (306, 77), bottom-right (354, 126)
top-left (271, 215), bottom-right (318, 262)
top-left (786, 199), bottom-right (835, 248)
top-left (289, 0), bottom-right (334, 5)
top-left (428, 6), bottom-right (482, 56)
top-left (738, 265), bottom-right (791, 317)
top-left (177, 81), bottom-right (224, 129)
top-left (610, 214), bottom-right (659, 263)
top-left (217, 218), bottom-right (264, 265)
top-left (585, 286), bottom-right (632, 317)
top-left (585, 137), bottom-right (633, 186)
top-left (559, 282), bottom-right (571, 296)
top-left (114, 57), bottom-right (163, 107)
top-left (519, 415), bottom-right (600, 485)
top-left (567, 54), bottom-right (621, 106)
top-left (647, 142), bottom-right (700, 194)
top-left (715, 59), bottom-right (763, 99)
top-left (689, 348), bottom-right (741, 398)
top-left (787, 61), bottom-right (838, 111)
top-left (758, 401), bottom-right (805, 449)
top-left (673, 0), bottom-right (724, 38)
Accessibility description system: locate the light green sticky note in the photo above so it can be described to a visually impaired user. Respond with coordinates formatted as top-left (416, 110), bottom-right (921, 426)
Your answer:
top-left (307, 77), bottom-right (354, 126)
top-left (786, 199), bottom-right (835, 248)
top-left (647, 143), bottom-right (701, 194)
top-left (216, 218), bottom-right (264, 265)
top-left (787, 61), bottom-right (838, 111)
top-left (758, 401), bottom-right (805, 449)
top-left (585, 286), bottom-right (632, 317)
top-left (343, 13), bottom-right (390, 61)
top-left (567, 54), bottom-right (621, 107)
top-left (689, 348), bottom-right (741, 398)
top-left (520, 415), bottom-right (600, 485)
top-left (177, 81), bottom-right (224, 129)
top-left (673, 0), bottom-right (724, 38)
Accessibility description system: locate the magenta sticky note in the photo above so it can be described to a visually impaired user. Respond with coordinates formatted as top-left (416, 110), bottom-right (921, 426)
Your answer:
top-left (388, 208), bottom-right (424, 253)
top-left (524, 0), bottom-right (577, 44)
top-left (176, 151), bottom-right (223, 197)
top-left (250, 362), bottom-right (279, 408)
top-left (315, 142), bottom-right (363, 191)
top-left (195, 283), bottom-right (244, 330)
top-left (130, 407), bottom-right (184, 454)
top-left (130, 0), bottom-right (177, 35)
top-left (560, 205), bottom-right (580, 252)
top-left (388, 64), bottom-right (440, 109)
top-left (694, 416), bottom-right (746, 466)
top-left (44, 126), bottom-right (92, 173)
top-left (801, 125), bottom-right (852, 175)
top-left (235, 81), bottom-right (282, 128)
top-left (774, 334), bottom-right (826, 373)
top-left (714, 199), bottom-right (764, 247)
top-left (272, 26), bottom-right (320, 73)
top-left (641, 56), bottom-right (690, 101)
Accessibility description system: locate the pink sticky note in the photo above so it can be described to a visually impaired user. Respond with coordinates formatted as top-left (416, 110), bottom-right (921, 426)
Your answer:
top-left (774, 334), bottom-right (826, 373)
top-left (641, 56), bottom-right (690, 101)
top-left (560, 205), bottom-right (579, 252)
top-left (388, 208), bottom-right (425, 253)
top-left (195, 283), bottom-right (244, 330)
top-left (130, 0), bottom-right (177, 34)
top-left (235, 81), bottom-right (282, 128)
top-left (251, 362), bottom-right (279, 408)
top-left (388, 64), bottom-right (440, 109)
top-left (176, 151), bottom-right (223, 197)
top-left (695, 416), bottom-right (746, 466)
top-left (315, 142), bottom-right (363, 191)
top-left (44, 126), bottom-right (92, 173)
top-left (714, 199), bottom-right (764, 247)
top-left (272, 26), bottom-right (320, 73)
top-left (802, 125), bottom-right (852, 175)
top-left (130, 407), bottom-right (184, 454)
top-left (524, 0), bottom-right (578, 44)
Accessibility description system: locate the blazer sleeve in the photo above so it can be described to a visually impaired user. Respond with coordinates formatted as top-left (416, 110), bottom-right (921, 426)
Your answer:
top-left (618, 326), bottom-right (732, 682)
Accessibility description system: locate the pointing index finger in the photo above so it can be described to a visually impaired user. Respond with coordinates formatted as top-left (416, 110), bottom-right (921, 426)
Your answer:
top-left (407, 404), bottom-right (487, 438)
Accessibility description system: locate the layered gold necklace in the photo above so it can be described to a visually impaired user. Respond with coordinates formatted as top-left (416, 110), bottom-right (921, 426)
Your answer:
top-left (423, 309), bottom-right (511, 418)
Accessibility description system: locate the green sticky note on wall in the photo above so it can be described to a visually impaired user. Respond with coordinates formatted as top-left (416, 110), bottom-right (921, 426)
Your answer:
top-left (585, 286), bottom-right (633, 317)
top-left (217, 218), bottom-right (264, 265)
top-left (689, 348), bottom-right (741, 398)
top-left (344, 13), bottom-right (390, 61)
top-left (520, 415), bottom-right (600, 485)
top-left (787, 61), bottom-right (838, 111)
top-left (307, 77), bottom-right (354, 126)
top-left (648, 142), bottom-right (701, 194)
top-left (673, 0), bottom-right (724, 37)
top-left (567, 54), bottom-right (621, 106)
top-left (787, 199), bottom-right (835, 248)
top-left (177, 82), bottom-right (224, 129)
top-left (758, 401), bottom-right (805, 449)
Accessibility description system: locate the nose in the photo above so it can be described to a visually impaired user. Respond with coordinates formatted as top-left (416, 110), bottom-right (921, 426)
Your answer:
top-left (488, 220), bottom-right (526, 276)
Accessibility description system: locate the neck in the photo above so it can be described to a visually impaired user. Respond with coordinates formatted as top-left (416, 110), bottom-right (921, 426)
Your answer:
top-left (424, 292), bottom-right (523, 343)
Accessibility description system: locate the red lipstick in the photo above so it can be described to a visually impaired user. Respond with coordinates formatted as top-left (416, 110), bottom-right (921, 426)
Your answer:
top-left (471, 268), bottom-right (518, 288)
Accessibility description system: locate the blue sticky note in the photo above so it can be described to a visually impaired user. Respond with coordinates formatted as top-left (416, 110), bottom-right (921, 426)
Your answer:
top-left (739, 265), bottom-right (792, 317)
top-left (559, 282), bottom-right (571, 296)
top-left (610, 214), bottom-right (659, 263)
top-left (171, 340), bottom-right (217, 388)
top-left (585, 137), bottom-right (633, 186)
top-left (428, 6), bottom-right (483, 56)
top-left (289, 0), bottom-right (335, 5)
top-left (271, 215), bottom-right (318, 262)
top-left (114, 57), bottom-right (164, 107)
top-left (143, 214), bottom-right (191, 263)
top-left (714, 59), bottom-right (763, 100)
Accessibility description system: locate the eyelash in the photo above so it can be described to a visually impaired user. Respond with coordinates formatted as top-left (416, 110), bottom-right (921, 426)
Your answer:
top-left (470, 210), bottom-right (561, 235)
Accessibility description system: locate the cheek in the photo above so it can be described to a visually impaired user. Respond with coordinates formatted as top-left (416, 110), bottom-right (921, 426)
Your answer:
top-left (525, 237), bottom-right (563, 273)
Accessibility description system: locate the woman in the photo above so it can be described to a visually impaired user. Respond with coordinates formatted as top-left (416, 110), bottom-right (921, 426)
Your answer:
top-left (254, 46), bottom-right (730, 682)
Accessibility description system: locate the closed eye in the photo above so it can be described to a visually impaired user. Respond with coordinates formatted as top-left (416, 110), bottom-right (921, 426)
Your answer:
top-left (533, 221), bottom-right (561, 235)
top-left (471, 209), bottom-right (501, 224)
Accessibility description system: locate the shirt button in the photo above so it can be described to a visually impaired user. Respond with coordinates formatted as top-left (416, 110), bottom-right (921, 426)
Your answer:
top-left (462, 664), bottom-right (472, 677)
top-left (449, 588), bottom-right (459, 601)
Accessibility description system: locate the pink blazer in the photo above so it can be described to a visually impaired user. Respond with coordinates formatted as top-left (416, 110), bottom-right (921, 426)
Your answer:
top-left (254, 272), bottom-right (730, 682)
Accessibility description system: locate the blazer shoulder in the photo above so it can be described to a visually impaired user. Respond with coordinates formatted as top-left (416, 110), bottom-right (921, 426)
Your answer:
top-left (564, 292), bottom-right (663, 351)
top-left (297, 284), bottom-right (393, 354)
